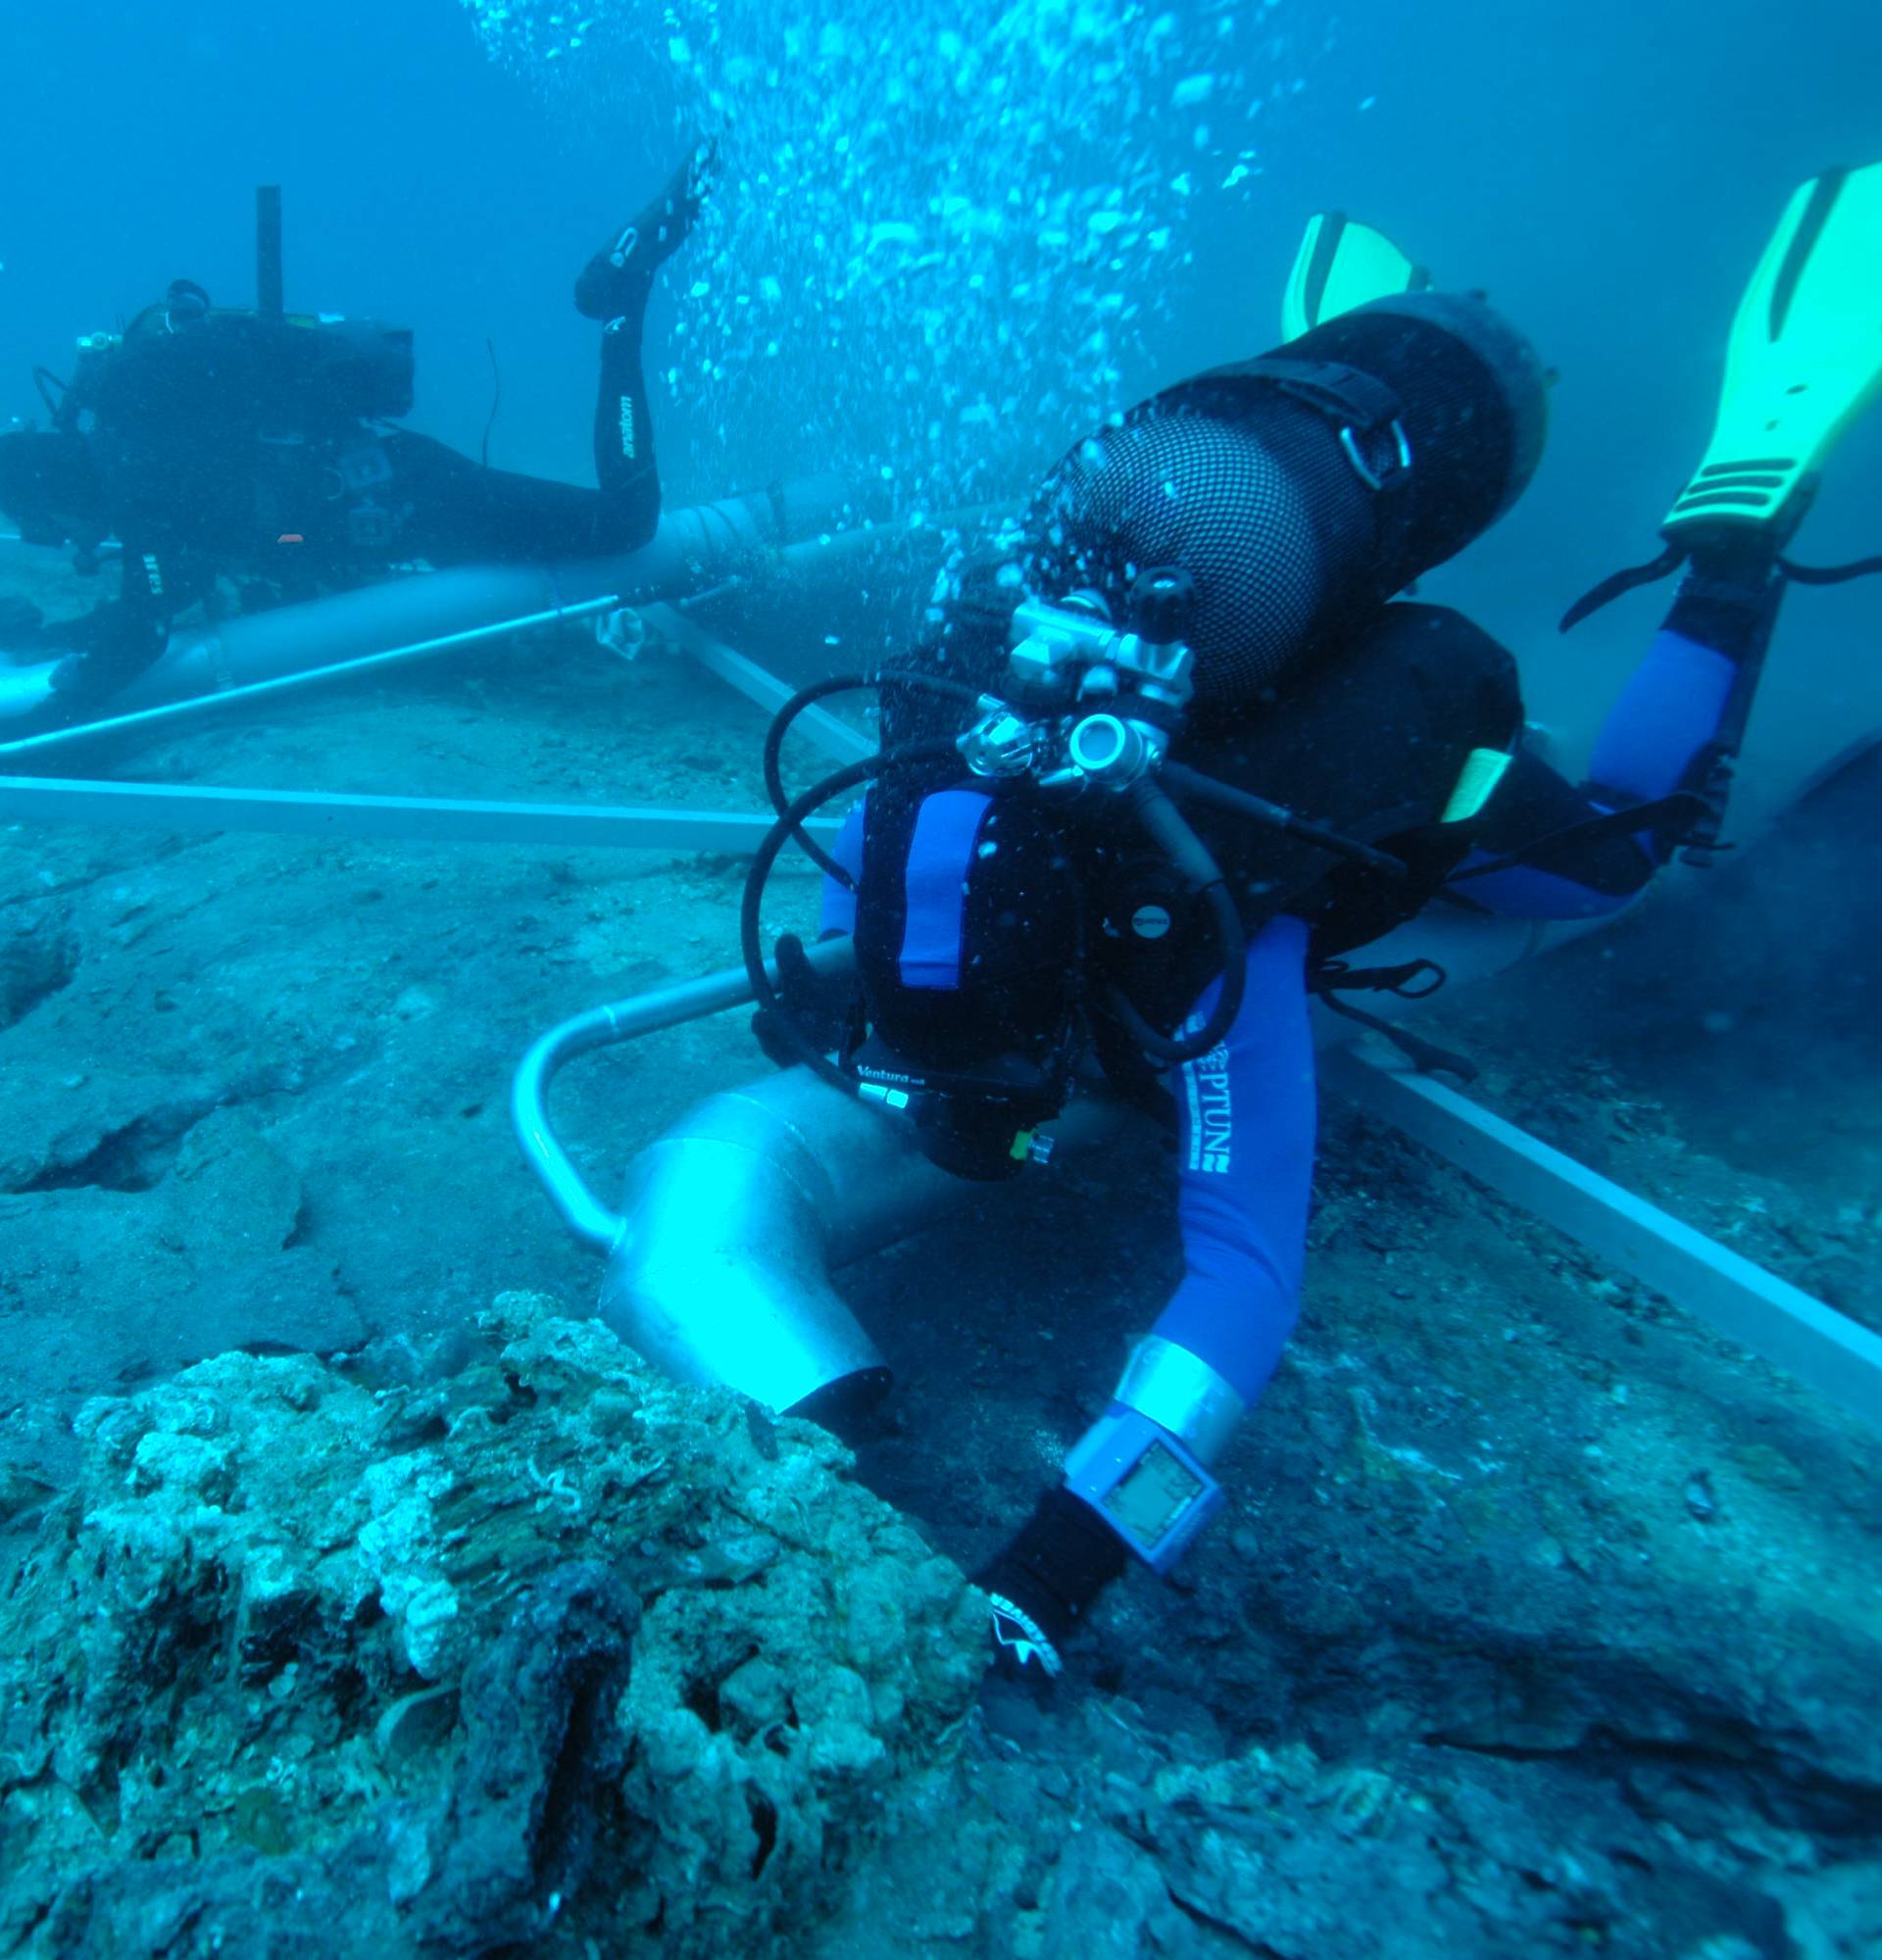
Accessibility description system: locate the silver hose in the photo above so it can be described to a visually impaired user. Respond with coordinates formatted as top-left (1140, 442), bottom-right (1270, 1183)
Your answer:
top-left (513, 934), bottom-right (1127, 1411)
top-left (511, 938), bottom-right (856, 1252)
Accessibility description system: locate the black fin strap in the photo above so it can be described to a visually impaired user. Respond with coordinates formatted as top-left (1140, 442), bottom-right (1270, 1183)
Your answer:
top-left (1446, 791), bottom-right (1712, 883)
top-left (1560, 543), bottom-right (1689, 632)
top-left (1317, 992), bottom-right (1477, 1082)
top-left (1777, 553), bottom-right (1882, 586)
top-left (1315, 957), bottom-right (1448, 1000)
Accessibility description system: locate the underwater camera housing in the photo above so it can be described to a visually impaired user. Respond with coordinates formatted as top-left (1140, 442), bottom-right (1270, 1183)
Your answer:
top-left (48, 183), bottom-right (416, 445)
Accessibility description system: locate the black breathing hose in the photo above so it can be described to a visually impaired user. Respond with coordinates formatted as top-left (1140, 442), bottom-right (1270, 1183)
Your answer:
top-left (742, 736), bottom-right (967, 1091)
top-left (764, 669), bottom-right (989, 884)
top-left (763, 673), bottom-right (871, 882)
top-left (1106, 779), bottom-right (1250, 1067)
top-left (1162, 761), bottom-right (1410, 881)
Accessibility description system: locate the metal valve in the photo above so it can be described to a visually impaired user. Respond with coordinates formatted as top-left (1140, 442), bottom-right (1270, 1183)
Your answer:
top-left (989, 567), bottom-right (1198, 794)
top-left (1066, 712), bottom-right (1160, 789)
top-left (960, 704), bottom-right (1040, 778)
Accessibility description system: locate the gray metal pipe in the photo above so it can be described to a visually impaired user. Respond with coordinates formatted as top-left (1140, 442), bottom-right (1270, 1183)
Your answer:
top-left (513, 934), bottom-right (1127, 1411)
top-left (0, 479), bottom-right (877, 762)
top-left (0, 594), bottom-right (622, 762)
top-left (512, 937), bottom-right (898, 1408)
top-left (599, 1068), bottom-right (935, 1411)
top-left (112, 476), bottom-right (857, 712)
top-left (511, 947), bottom-right (833, 1253)
top-left (601, 1067), bottom-right (1128, 1413)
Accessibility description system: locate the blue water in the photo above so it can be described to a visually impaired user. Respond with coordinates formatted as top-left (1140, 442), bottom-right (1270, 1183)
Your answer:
top-left (5, 0), bottom-right (1877, 796)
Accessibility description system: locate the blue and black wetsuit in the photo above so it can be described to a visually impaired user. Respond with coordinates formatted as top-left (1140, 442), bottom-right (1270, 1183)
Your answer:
top-left (1147, 567), bottom-right (1774, 1414)
top-left (835, 554), bottom-right (1774, 1422)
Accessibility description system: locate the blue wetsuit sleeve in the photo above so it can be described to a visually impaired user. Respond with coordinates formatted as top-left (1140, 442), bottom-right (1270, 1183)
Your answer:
top-left (1586, 628), bottom-right (1737, 806)
top-left (1462, 611), bottom-right (1749, 919)
top-left (1151, 915), bottom-right (1317, 1408)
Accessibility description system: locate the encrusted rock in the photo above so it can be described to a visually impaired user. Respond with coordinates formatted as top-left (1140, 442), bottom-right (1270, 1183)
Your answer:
top-left (0, 1293), bottom-right (985, 1956)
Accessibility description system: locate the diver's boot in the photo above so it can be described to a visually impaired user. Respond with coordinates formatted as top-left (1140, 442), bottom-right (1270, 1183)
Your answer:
top-left (573, 137), bottom-right (718, 321)
top-left (1565, 163), bottom-right (1882, 629)
top-left (977, 1487), bottom-right (1128, 1683)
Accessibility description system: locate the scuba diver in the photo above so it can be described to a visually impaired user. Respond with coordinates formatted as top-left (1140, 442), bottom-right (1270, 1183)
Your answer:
top-left (0, 143), bottom-right (716, 724)
top-left (740, 164), bottom-right (1882, 1678)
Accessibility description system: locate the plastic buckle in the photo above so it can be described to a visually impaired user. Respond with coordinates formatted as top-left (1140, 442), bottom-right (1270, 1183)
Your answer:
top-left (336, 445), bottom-right (395, 495)
top-left (346, 502), bottom-right (399, 551)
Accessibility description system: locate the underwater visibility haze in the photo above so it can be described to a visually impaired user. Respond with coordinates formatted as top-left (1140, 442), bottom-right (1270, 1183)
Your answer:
top-left (0, 0), bottom-right (1880, 1953)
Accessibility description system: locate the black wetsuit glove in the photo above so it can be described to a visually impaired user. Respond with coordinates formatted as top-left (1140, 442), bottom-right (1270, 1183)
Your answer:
top-left (976, 1486), bottom-right (1127, 1680)
top-left (752, 932), bottom-right (855, 1070)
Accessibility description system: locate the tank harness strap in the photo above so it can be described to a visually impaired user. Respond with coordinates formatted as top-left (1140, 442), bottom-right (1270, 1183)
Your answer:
top-left (1201, 355), bottom-right (1416, 584)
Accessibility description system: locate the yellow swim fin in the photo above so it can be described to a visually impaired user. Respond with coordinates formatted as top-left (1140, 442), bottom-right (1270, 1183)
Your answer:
top-left (1564, 164), bottom-right (1882, 629)
top-left (1664, 163), bottom-right (1882, 545)
top-left (1280, 212), bottom-right (1431, 343)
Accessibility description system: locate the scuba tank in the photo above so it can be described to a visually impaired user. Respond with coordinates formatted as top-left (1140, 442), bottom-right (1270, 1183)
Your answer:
top-left (741, 292), bottom-right (1552, 1181)
top-left (1024, 291), bottom-right (1550, 725)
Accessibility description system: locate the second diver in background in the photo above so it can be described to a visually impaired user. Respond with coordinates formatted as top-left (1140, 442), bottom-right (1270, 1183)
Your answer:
top-left (0, 143), bottom-right (717, 723)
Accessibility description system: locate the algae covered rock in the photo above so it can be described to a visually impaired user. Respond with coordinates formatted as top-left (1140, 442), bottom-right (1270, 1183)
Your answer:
top-left (0, 1293), bottom-right (985, 1957)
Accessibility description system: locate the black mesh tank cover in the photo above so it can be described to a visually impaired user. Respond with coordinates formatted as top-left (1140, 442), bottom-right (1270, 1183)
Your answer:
top-left (1022, 293), bottom-right (1549, 717)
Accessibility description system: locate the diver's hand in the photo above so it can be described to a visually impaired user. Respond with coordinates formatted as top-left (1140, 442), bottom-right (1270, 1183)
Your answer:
top-left (0, 659), bottom-right (61, 722)
top-left (752, 932), bottom-right (854, 1068)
